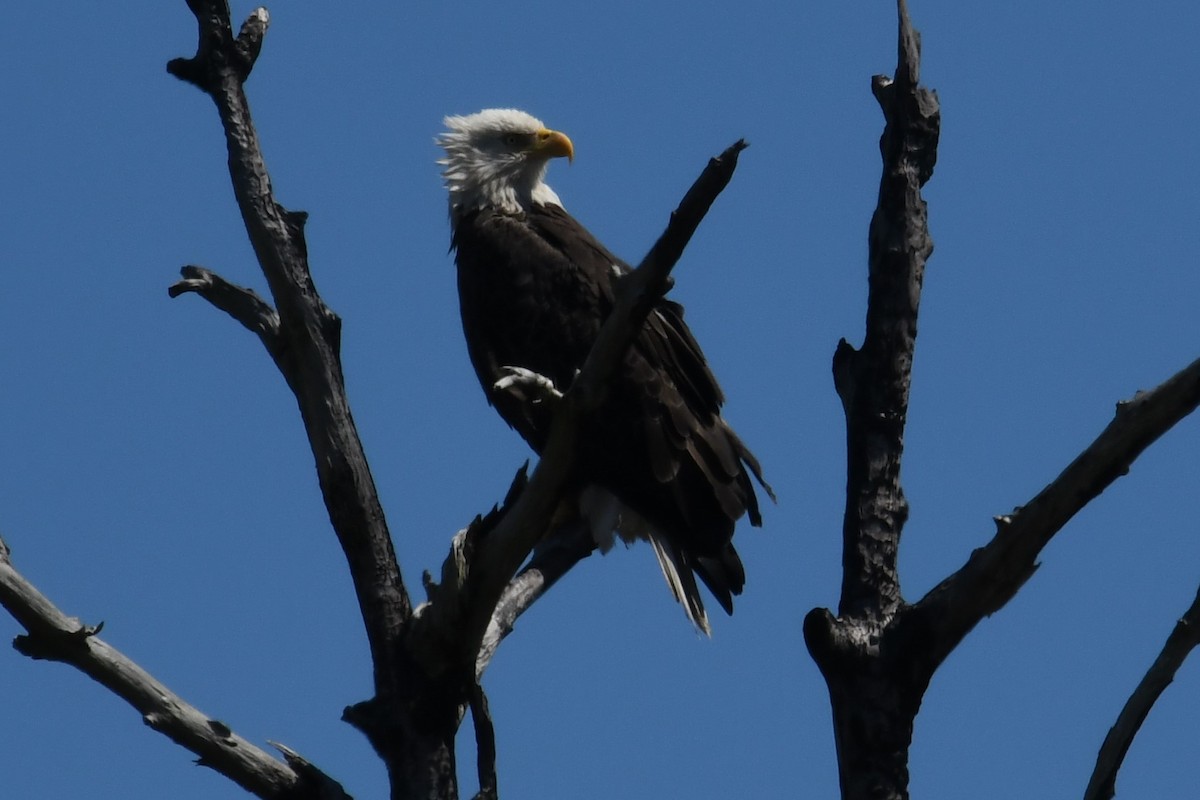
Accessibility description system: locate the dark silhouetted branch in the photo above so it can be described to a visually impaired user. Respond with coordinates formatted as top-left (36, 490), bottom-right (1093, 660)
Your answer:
top-left (910, 356), bottom-right (1200, 668)
top-left (468, 683), bottom-right (498, 800)
top-left (570, 139), bottom-right (748, 412)
top-left (0, 536), bottom-right (350, 800)
top-left (805, 0), bottom-right (938, 663)
top-left (804, 2), bottom-right (940, 799)
top-left (1084, 585), bottom-right (1200, 800)
top-left (830, 0), bottom-right (938, 623)
top-left (169, 264), bottom-right (282, 355)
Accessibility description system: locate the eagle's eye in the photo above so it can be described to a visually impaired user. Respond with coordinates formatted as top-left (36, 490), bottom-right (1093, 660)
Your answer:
top-left (503, 133), bottom-right (522, 147)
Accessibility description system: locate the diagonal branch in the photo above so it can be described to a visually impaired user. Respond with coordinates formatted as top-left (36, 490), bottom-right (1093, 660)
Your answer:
top-left (166, 1), bottom-right (409, 697)
top-left (0, 536), bottom-right (351, 800)
top-left (570, 140), bottom-right (749, 412)
top-left (1084, 584), bottom-right (1200, 800)
top-left (909, 356), bottom-right (1200, 667)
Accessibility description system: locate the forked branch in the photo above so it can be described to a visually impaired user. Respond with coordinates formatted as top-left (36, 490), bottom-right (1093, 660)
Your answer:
top-left (803, 3), bottom-right (940, 798)
top-left (166, 1), bottom-right (409, 697)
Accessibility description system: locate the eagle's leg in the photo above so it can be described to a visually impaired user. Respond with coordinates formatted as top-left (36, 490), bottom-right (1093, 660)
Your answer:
top-left (493, 366), bottom-right (563, 405)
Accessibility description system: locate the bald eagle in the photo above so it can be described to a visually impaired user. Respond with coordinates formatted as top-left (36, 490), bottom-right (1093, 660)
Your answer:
top-left (439, 109), bottom-right (771, 633)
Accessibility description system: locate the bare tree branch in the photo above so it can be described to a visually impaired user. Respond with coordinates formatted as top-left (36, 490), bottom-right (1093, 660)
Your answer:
top-left (476, 520), bottom-right (597, 680)
top-left (1084, 584), bottom-right (1200, 800)
top-left (467, 683), bottom-right (498, 800)
top-left (165, 4), bottom-right (454, 793)
top-left (166, 1), bottom-right (409, 698)
top-left (271, 743), bottom-right (357, 800)
top-left (0, 536), bottom-right (350, 800)
top-left (909, 356), bottom-right (1200, 667)
top-left (570, 139), bottom-right (750, 413)
top-left (169, 264), bottom-right (282, 355)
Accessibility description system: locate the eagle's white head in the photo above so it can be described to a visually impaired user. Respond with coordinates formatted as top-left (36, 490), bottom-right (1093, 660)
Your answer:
top-left (437, 108), bottom-right (574, 216)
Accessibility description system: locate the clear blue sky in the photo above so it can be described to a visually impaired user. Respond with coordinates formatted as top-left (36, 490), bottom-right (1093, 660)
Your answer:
top-left (2, 1), bottom-right (1198, 797)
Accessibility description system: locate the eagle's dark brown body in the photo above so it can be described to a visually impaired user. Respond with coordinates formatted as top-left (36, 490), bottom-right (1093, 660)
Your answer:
top-left (452, 201), bottom-right (769, 621)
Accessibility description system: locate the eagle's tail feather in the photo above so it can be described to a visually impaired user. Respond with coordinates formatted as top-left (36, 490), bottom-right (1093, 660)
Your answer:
top-left (647, 532), bottom-right (712, 636)
top-left (694, 543), bottom-right (744, 615)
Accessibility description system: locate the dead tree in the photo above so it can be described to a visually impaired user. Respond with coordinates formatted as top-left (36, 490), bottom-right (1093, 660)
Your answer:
top-left (1, 2), bottom-right (1197, 800)
top-left (802, 2), bottom-right (1200, 799)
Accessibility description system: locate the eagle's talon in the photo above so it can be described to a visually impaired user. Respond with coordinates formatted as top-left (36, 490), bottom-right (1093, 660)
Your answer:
top-left (493, 366), bottom-right (563, 404)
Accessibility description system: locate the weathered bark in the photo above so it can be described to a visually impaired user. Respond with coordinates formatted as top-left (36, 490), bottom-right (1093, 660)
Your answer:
top-left (167, 5), bottom-right (410, 695)
top-left (803, 2), bottom-right (938, 798)
top-left (0, 536), bottom-right (350, 800)
top-left (168, 6), bottom-right (430, 794)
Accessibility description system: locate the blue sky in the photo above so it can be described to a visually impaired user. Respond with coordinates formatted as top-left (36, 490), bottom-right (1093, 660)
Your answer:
top-left (2, 1), bottom-right (1197, 797)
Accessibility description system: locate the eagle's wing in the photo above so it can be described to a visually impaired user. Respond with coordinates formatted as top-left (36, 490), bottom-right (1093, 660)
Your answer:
top-left (452, 205), bottom-right (607, 447)
top-left (623, 302), bottom-right (771, 614)
top-left (528, 205), bottom-right (772, 613)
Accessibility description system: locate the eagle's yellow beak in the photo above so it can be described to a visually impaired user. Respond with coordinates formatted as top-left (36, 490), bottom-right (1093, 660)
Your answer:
top-left (534, 128), bottom-right (574, 163)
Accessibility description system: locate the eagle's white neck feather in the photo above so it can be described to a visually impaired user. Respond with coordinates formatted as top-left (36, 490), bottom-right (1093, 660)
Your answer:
top-left (437, 109), bottom-right (564, 216)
